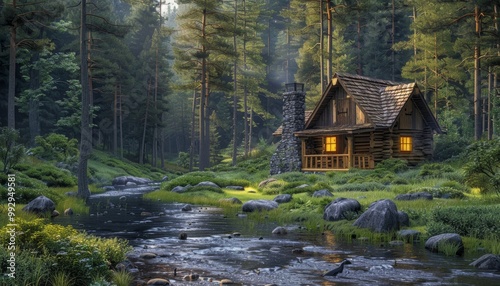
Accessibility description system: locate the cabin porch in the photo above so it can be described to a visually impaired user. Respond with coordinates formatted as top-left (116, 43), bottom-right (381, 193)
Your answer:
top-left (299, 134), bottom-right (375, 171)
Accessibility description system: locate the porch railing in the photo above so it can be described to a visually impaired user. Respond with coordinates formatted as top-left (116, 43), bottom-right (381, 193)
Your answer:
top-left (302, 154), bottom-right (374, 171)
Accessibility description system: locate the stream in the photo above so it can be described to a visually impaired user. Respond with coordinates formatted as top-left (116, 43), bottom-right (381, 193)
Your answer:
top-left (57, 187), bottom-right (499, 285)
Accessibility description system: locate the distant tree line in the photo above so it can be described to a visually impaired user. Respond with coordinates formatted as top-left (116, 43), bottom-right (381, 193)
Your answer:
top-left (1, 0), bottom-right (499, 178)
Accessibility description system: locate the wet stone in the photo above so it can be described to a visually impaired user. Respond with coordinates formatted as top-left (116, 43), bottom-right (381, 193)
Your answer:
top-left (272, 226), bottom-right (287, 235)
top-left (140, 252), bottom-right (157, 259)
top-left (146, 278), bottom-right (170, 285)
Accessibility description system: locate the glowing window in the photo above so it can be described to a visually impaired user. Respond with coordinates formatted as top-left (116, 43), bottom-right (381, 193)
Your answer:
top-left (400, 136), bottom-right (412, 152)
top-left (325, 137), bottom-right (337, 152)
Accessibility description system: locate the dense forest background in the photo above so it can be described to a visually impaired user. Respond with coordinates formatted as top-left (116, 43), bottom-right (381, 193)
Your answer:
top-left (1, 0), bottom-right (499, 173)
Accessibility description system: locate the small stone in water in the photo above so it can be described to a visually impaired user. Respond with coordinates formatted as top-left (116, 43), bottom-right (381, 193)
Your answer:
top-left (179, 232), bottom-right (188, 240)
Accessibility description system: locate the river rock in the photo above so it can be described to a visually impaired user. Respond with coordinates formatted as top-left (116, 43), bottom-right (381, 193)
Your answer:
top-left (161, 176), bottom-right (169, 182)
top-left (323, 198), bottom-right (361, 221)
top-left (219, 279), bottom-right (242, 285)
top-left (181, 204), bottom-right (192, 211)
top-left (353, 199), bottom-right (400, 232)
top-left (51, 210), bottom-right (60, 217)
top-left (195, 181), bottom-right (221, 189)
top-left (272, 226), bottom-right (288, 235)
top-left (219, 197), bottom-right (242, 204)
top-left (226, 186), bottom-right (245, 191)
top-left (397, 230), bottom-right (421, 242)
top-left (312, 189), bottom-right (334, 197)
top-left (179, 232), bottom-right (188, 240)
top-left (425, 233), bottom-right (464, 256)
top-left (171, 185), bottom-right (191, 193)
top-left (398, 211), bottom-right (410, 227)
top-left (258, 178), bottom-right (277, 188)
top-left (395, 192), bottom-right (433, 201)
top-left (140, 252), bottom-right (157, 259)
top-left (273, 194), bottom-right (292, 204)
top-left (64, 208), bottom-right (74, 216)
top-left (22, 196), bottom-right (55, 215)
top-left (112, 176), bottom-right (152, 186)
top-left (125, 181), bottom-right (137, 186)
top-left (469, 254), bottom-right (500, 270)
top-left (116, 260), bottom-right (138, 273)
top-left (147, 278), bottom-right (170, 285)
top-left (242, 200), bottom-right (279, 212)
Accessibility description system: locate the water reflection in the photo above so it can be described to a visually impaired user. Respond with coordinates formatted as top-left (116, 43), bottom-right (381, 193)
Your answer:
top-left (56, 190), bottom-right (499, 285)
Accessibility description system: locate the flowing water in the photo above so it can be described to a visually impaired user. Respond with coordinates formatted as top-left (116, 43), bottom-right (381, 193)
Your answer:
top-left (58, 188), bottom-right (499, 285)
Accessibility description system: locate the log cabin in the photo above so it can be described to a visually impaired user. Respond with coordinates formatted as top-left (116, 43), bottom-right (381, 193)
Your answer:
top-left (271, 73), bottom-right (442, 174)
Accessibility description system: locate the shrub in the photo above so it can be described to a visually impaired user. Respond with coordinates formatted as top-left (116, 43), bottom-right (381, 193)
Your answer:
top-left (418, 163), bottom-right (455, 178)
top-left (0, 219), bottom-right (131, 286)
top-left (0, 127), bottom-right (25, 173)
top-left (375, 158), bottom-right (409, 173)
top-left (428, 205), bottom-right (500, 239)
top-left (21, 164), bottom-right (77, 187)
top-left (409, 186), bottom-right (465, 199)
top-left (463, 139), bottom-right (500, 195)
top-left (32, 133), bottom-right (79, 164)
top-left (433, 135), bottom-right (470, 162)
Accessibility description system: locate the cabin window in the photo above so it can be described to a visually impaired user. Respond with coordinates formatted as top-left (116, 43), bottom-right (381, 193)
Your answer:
top-left (325, 136), bottom-right (337, 152)
top-left (400, 136), bottom-right (413, 152)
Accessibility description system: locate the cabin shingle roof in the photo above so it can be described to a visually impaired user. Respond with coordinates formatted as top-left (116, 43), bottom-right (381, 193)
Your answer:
top-left (302, 73), bottom-right (441, 133)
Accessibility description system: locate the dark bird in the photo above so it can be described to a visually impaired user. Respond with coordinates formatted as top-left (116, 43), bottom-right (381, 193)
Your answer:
top-left (323, 259), bottom-right (352, 277)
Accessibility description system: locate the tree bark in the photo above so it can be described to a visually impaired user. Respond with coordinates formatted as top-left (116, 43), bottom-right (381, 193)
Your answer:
top-left (199, 8), bottom-right (210, 170)
top-left (8, 18), bottom-right (17, 129)
top-left (474, 5), bottom-right (482, 140)
top-left (140, 79), bottom-right (151, 164)
top-left (77, 0), bottom-right (91, 199)
top-left (232, 0), bottom-right (238, 166)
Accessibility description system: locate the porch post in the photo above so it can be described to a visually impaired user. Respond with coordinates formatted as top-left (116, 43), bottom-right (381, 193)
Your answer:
top-left (347, 135), bottom-right (353, 168)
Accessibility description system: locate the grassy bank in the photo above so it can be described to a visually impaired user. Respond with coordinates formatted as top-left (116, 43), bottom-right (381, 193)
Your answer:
top-left (146, 158), bottom-right (500, 255)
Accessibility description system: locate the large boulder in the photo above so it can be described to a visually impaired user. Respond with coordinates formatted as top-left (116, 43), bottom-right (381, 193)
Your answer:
top-left (469, 254), bottom-right (500, 270)
top-left (323, 198), bottom-right (361, 221)
top-left (353, 199), bottom-right (400, 232)
top-left (242, 200), bottom-right (279, 212)
top-left (22, 196), bottom-right (55, 215)
top-left (312, 189), bottom-right (334, 198)
top-left (195, 181), bottom-right (221, 189)
top-left (112, 176), bottom-right (152, 186)
top-left (171, 185), bottom-right (191, 193)
top-left (274, 194), bottom-right (293, 204)
top-left (425, 233), bottom-right (464, 256)
top-left (395, 192), bottom-right (433, 201)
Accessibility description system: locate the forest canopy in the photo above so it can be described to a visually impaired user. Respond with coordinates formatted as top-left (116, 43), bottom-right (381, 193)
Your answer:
top-left (0, 0), bottom-right (499, 172)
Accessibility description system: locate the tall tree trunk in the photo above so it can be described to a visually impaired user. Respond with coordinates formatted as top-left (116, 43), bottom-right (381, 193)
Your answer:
top-left (77, 0), bottom-right (91, 199)
top-left (113, 82), bottom-right (118, 156)
top-left (474, 5), bottom-right (482, 140)
top-left (391, 0), bottom-right (395, 81)
top-left (140, 79), bottom-right (151, 164)
top-left (243, 0), bottom-right (249, 157)
top-left (488, 67), bottom-right (493, 140)
top-left (8, 6), bottom-right (17, 129)
top-left (232, 0), bottom-right (238, 166)
top-left (189, 89), bottom-right (197, 171)
top-left (319, 0), bottom-right (324, 91)
top-left (199, 8), bottom-right (210, 170)
top-left (326, 0), bottom-right (332, 81)
top-left (28, 52), bottom-right (40, 146)
top-left (119, 83), bottom-right (124, 159)
top-left (357, 15), bottom-right (362, 75)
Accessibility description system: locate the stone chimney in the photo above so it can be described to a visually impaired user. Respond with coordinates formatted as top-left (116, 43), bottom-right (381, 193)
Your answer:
top-left (270, 83), bottom-right (305, 175)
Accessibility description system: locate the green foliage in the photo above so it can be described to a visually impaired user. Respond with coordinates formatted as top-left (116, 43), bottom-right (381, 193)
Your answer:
top-left (428, 205), bottom-right (500, 239)
top-left (161, 171), bottom-right (250, 191)
top-left (334, 182), bottom-right (387, 192)
top-left (409, 186), bottom-right (465, 199)
top-left (418, 163), bottom-right (455, 178)
top-left (16, 163), bottom-right (77, 187)
top-left (178, 151), bottom-right (190, 169)
top-left (32, 133), bottom-right (79, 164)
top-left (0, 219), bottom-right (131, 286)
top-left (111, 270), bottom-right (134, 286)
top-left (0, 246), bottom-right (49, 286)
top-left (463, 139), bottom-right (500, 195)
top-left (375, 158), bottom-right (409, 173)
top-left (0, 127), bottom-right (25, 173)
top-left (433, 135), bottom-right (470, 162)
top-left (0, 172), bottom-right (62, 204)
